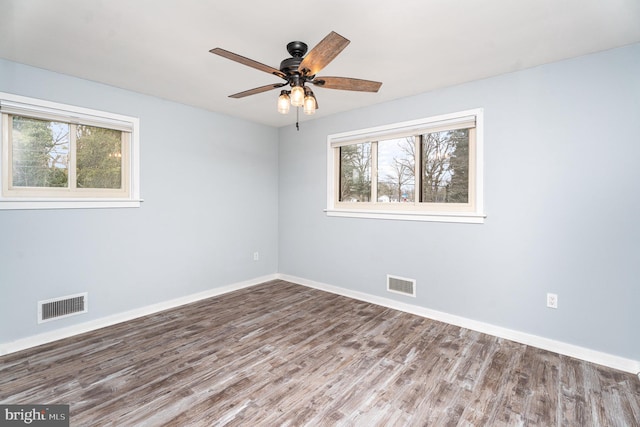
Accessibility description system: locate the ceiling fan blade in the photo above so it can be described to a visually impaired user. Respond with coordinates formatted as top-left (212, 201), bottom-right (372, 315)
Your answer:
top-left (229, 83), bottom-right (286, 99)
top-left (210, 48), bottom-right (286, 79)
top-left (311, 77), bottom-right (382, 92)
top-left (298, 31), bottom-right (350, 76)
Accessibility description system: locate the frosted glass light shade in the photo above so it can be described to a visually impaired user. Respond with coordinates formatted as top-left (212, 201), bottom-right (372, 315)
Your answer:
top-left (303, 94), bottom-right (316, 115)
top-left (290, 86), bottom-right (304, 107)
top-left (277, 92), bottom-right (290, 114)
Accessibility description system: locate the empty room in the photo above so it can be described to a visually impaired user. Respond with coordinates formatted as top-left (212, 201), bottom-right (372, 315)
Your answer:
top-left (1, 1), bottom-right (639, 425)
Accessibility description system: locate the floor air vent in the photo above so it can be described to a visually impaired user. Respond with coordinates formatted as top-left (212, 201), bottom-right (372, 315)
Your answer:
top-left (38, 292), bottom-right (88, 323)
top-left (387, 275), bottom-right (416, 297)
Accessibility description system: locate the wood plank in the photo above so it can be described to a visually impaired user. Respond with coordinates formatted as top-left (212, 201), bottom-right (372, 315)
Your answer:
top-left (1, 280), bottom-right (638, 426)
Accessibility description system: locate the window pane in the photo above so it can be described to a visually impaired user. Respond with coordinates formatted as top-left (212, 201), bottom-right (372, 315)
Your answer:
top-left (340, 143), bottom-right (371, 202)
top-left (421, 129), bottom-right (469, 203)
top-left (377, 137), bottom-right (415, 203)
top-left (11, 116), bottom-right (69, 188)
top-left (76, 125), bottom-right (122, 189)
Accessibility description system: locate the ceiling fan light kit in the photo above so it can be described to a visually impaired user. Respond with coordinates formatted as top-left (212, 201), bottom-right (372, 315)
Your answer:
top-left (210, 31), bottom-right (382, 127)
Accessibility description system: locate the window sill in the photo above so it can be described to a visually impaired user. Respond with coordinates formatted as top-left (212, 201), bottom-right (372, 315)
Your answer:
top-left (0, 199), bottom-right (143, 210)
top-left (325, 208), bottom-right (485, 224)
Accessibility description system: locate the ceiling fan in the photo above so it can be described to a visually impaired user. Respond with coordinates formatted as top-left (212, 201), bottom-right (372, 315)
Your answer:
top-left (209, 31), bottom-right (382, 122)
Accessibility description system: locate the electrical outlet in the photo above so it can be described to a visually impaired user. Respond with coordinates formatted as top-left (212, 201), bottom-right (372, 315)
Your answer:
top-left (253, 251), bottom-right (259, 261)
top-left (546, 293), bottom-right (558, 309)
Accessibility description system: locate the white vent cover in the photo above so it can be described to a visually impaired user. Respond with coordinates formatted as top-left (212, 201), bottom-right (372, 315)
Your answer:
top-left (387, 275), bottom-right (416, 297)
top-left (38, 292), bottom-right (88, 323)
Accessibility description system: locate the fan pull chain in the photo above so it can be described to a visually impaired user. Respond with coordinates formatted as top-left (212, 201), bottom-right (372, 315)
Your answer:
top-left (296, 107), bottom-right (300, 131)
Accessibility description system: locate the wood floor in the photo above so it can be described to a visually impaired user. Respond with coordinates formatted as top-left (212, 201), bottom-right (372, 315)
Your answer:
top-left (1, 280), bottom-right (638, 426)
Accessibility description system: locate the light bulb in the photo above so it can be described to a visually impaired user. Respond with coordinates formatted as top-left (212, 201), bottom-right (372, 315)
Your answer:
top-left (290, 85), bottom-right (304, 107)
top-left (303, 94), bottom-right (316, 115)
top-left (277, 91), bottom-right (290, 114)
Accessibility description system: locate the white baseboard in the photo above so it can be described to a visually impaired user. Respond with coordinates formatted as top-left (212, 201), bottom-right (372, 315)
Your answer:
top-left (0, 274), bottom-right (278, 357)
top-left (277, 274), bottom-right (640, 375)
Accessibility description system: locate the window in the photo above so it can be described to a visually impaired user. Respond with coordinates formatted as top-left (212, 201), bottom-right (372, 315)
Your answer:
top-left (327, 109), bottom-right (484, 223)
top-left (0, 92), bottom-right (140, 209)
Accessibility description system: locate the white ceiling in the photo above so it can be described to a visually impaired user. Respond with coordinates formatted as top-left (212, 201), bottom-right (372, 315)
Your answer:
top-left (1, 0), bottom-right (639, 128)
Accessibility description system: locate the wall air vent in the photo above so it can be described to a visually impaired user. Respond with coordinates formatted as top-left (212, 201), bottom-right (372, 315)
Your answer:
top-left (387, 275), bottom-right (416, 297)
top-left (38, 292), bottom-right (88, 323)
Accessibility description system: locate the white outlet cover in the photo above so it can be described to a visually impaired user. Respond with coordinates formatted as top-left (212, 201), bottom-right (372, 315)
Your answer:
top-left (547, 293), bottom-right (558, 309)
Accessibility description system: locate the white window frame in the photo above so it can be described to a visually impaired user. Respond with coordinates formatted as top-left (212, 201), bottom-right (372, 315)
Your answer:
top-left (326, 108), bottom-right (485, 223)
top-left (0, 92), bottom-right (141, 210)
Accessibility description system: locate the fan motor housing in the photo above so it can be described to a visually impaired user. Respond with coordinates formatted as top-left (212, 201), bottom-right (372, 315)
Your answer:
top-left (280, 41), bottom-right (309, 77)
top-left (280, 57), bottom-right (303, 76)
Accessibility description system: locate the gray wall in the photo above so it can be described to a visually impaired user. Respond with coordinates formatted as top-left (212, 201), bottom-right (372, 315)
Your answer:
top-left (0, 59), bottom-right (279, 343)
top-left (278, 43), bottom-right (640, 361)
